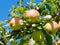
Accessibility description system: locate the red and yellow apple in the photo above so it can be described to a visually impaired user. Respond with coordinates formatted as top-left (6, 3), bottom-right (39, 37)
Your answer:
top-left (45, 21), bottom-right (58, 33)
top-left (56, 39), bottom-right (60, 45)
top-left (26, 9), bottom-right (40, 18)
top-left (25, 9), bottom-right (40, 23)
top-left (10, 17), bottom-right (23, 30)
top-left (58, 21), bottom-right (60, 29)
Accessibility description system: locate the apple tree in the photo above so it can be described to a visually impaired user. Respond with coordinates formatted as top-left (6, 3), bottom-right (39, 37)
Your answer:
top-left (0, 0), bottom-right (60, 45)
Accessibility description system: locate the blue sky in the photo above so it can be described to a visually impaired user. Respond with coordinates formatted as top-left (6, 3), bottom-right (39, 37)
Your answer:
top-left (0, 0), bottom-right (41, 21)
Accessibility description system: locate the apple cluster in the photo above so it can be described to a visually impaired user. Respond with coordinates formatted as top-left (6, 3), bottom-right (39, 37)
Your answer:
top-left (9, 9), bottom-right (60, 45)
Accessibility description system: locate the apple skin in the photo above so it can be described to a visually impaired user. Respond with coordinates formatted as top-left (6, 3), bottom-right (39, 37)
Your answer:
top-left (25, 9), bottom-right (40, 23)
top-left (45, 21), bottom-right (58, 32)
top-left (26, 9), bottom-right (40, 18)
top-left (10, 17), bottom-right (23, 30)
top-left (56, 39), bottom-right (60, 45)
top-left (58, 21), bottom-right (60, 29)
top-left (32, 31), bottom-right (44, 43)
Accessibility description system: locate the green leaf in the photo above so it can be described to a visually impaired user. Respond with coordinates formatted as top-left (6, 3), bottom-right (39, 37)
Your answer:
top-left (10, 42), bottom-right (16, 45)
top-left (0, 22), bottom-right (3, 26)
top-left (0, 41), bottom-right (4, 45)
top-left (45, 33), bottom-right (53, 45)
top-left (51, 4), bottom-right (57, 14)
top-left (12, 13), bottom-right (19, 17)
top-left (12, 5), bottom-right (15, 10)
top-left (41, 42), bottom-right (46, 45)
top-left (30, 0), bottom-right (34, 3)
top-left (20, 0), bottom-right (24, 6)
top-left (15, 7), bottom-right (25, 14)
top-left (41, 29), bottom-right (53, 45)
top-left (0, 27), bottom-right (3, 31)
top-left (41, 10), bottom-right (48, 15)
top-left (19, 39), bottom-right (25, 45)
top-left (23, 43), bottom-right (28, 45)
top-left (0, 27), bottom-right (3, 34)
top-left (10, 38), bottom-right (16, 45)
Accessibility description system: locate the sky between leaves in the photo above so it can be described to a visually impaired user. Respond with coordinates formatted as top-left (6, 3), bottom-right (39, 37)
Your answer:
top-left (0, 0), bottom-right (41, 21)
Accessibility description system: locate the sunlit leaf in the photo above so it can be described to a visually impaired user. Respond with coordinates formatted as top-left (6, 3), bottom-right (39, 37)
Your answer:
top-left (0, 22), bottom-right (3, 26)
top-left (12, 5), bottom-right (15, 10)
top-left (12, 13), bottom-right (19, 17)
top-left (23, 43), bottom-right (28, 45)
top-left (15, 7), bottom-right (25, 14)
top-left (20, 0), bottom-right (24, 6)
top-left (0, 41), bottom-right (4, 45)
top-left (51, 4), bottom-right (57, 14)
top-left (30, 0), bottom-right (34, 3)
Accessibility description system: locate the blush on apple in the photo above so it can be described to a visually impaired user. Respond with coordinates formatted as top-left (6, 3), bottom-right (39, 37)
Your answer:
top-left (56, 39), bottom-right (60, 45)
top-left (45, 21), bottom-right (58, 32)
top-left (58, 21), bottom-right (60, 29)
top-left (26, 9), bottom-right (40, 18)
top-left (10, 17), bottom-right (23, 30)
top-left (25, 9), bottom-right (40, 23)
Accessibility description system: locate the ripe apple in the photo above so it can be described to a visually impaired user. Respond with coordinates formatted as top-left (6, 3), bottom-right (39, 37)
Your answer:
top-left (32, 31), bottom-right (44, 43)
top-left (25, 9), bottom-right (40, 23)
top-left (26, 9), bottom-right (40, 18)
top-left (10, 17), bottom-right (23, 30)
top-left (56, 39), bottom-right (60, 45)
top-left (45, 21), bottom-right (58, 33)
top-left (58, 21), bottom-right (60, 29)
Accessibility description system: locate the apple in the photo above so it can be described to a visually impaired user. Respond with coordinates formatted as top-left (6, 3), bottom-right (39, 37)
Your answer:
top-left (25, 9), bottom-right (40, 23)
top-left (44, 21), bottom-right (58, 33)
top-left (32, 31), bottom-right (44, 43)
top-left (26, 9), bottom-right (40, 18)
top-left (56, 39), bottom-right (60, 45)
top-left (58, 21), bottom-right (60, 29)
top-left (10, 17), bottom-right (23, 30)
